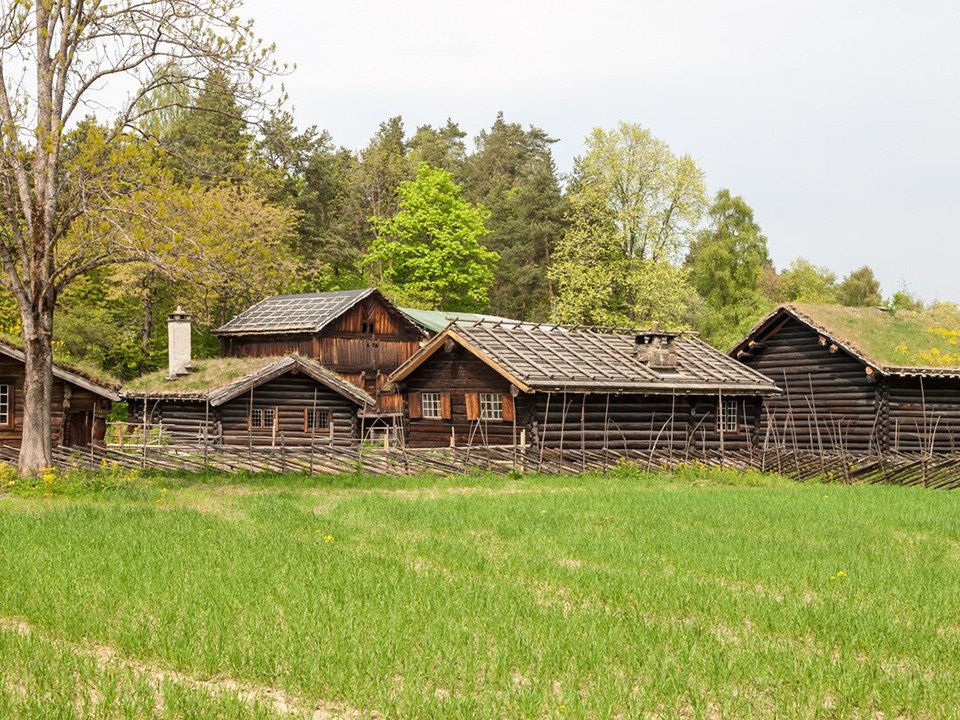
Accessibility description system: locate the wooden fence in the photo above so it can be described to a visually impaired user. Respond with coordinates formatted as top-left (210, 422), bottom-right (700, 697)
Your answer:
top-left (5, 439), bottom-right (960, 489)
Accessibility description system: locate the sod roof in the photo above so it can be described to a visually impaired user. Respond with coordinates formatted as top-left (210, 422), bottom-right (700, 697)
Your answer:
top-left (122, 355), bottom-right (374, 407)
top-left (733, 304), bottom-right (960, 377)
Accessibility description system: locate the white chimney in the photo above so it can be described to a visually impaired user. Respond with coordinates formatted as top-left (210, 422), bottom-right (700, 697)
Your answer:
top-left (167, 307), bottom-right (192, 378)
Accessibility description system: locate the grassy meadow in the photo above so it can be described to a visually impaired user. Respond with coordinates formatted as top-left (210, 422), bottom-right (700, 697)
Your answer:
top-left (0, 466), bottom-right (958, 718)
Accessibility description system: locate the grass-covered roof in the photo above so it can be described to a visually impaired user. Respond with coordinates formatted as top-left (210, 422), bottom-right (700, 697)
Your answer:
top-left (749, 304), bottom-right (960, 371)
top-left (123, 356), bottom-right (279, 396)
top-left (122, 355), bottom-right (375, 407)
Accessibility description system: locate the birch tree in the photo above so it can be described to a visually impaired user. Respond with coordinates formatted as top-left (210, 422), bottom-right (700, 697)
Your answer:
top-left (550, 122), bottom-right (706, 327)
top-left (0, 0), bottom-right (281, 473)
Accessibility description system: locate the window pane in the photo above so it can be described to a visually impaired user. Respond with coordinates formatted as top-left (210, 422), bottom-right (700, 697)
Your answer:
top-left (306, 409), bottom-right (329, 430)
top-left (422, 393), bottom-right (442, 419)
top-left (0, 384), bottom-right (8, 425)
top-left (717, 399), bottom-right (738, 432)
top-left (479, 393), bottom-right (503, 420)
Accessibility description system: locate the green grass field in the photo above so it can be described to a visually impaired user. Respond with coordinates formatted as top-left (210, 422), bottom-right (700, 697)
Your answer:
top-left (0, 467), bottom-right (958, 718)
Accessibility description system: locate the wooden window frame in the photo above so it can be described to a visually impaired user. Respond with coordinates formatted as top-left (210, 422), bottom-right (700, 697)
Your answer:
top-left (249, 406), bottom-right (278, 431)
top-left (478, 393), bottom-right (504, 421)
top-left (0, 381), bottom-right (12, 429)
top-left (421, 392), bottom-right (443, 419)
top-left (409, 391), bottom-right (451, 420)
top-left (717, 398), bottom-right (739, 433)
top-left (304, 408), bottom-right (330, 433)
top-left (466, 392), bottom-right (513, 422)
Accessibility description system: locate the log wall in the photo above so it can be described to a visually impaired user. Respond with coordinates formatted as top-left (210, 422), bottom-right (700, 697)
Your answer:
top-left (530, 393), bottom-right (761, 453)
top-left (739, 316), bottom-right (884, 453)
top-left (129, 374), bottom-right (359, 447)
top-left (0, 356), bottom-right (109, 449)
top-left (218, 296), bottom-right (423, 414)
top-left (401, 345), bottom-right (763, 452)
top-left (403, 345), bottom-right (526, 447)
top-left (886, 376), bottom-right (960, 453)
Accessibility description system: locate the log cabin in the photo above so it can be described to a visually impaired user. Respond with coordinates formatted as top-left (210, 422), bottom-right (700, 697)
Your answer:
top-left (123, 354), bottom-right (374, 447)
top-left (0, 338), bottom-right (119, 449)
top-left (385, 324), bottom-right (779, 452)
top-left (731, 304), bottom-right (960, 454)
top-left (214, 289), bottom-right (426, 419)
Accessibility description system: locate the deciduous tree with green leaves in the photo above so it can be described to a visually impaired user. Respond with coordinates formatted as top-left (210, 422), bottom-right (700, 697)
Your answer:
top-left (0, 0), bottom-right (281, 473)
top-left (550, 122), bottom-right (706, 327)
top-left (838, 265), bottom-right (883, 307)
top-left (365, 163), bottom-right (498, 311)
top-left (687, 189), bottom-right (772, 348)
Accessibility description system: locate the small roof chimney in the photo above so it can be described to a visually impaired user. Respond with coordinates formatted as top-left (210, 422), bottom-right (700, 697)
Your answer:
top-left (635, 323), bottom-right (679, 370)
top-left (167, 307), bottom-right (192, 379)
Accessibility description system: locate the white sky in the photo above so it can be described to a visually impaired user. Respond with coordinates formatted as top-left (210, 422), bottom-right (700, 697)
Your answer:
top-left (243, 0), bottom-right (960, 302)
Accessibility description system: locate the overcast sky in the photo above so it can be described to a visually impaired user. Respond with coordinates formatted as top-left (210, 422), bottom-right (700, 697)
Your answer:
top-left (243, 0), bottom-right (960, 302)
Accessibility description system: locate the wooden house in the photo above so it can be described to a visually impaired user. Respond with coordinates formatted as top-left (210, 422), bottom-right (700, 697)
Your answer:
top-left (385, 324), bottom-right (779, 451)
top-left (0, 339), bottom-right (119, 449)
top-left (731, 304), bottom-right (960, 454)
top-left (123, 355), bottom-right (374, 447)
top-left (214, 289), bottom-right (426, 416)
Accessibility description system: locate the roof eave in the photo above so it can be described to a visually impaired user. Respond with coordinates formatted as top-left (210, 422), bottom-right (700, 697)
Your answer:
top-left (0, 343), bottom-right (119, 401)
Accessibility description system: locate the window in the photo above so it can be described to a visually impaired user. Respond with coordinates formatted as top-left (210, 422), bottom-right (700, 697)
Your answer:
top-left (0, 384), bottom-right (9, 426)
top-left (421, 392), bottom-right (443, 419)
top-left (361, 321), bottom-right (375, 334)
top-left (717, 398), bottom-right (739, 433)
top-left (305, 408), bottom-right (329, 432)
top-left (250, 407), bottom-right (275, 429)
top-left (479, 393), bottom-right (503, 421)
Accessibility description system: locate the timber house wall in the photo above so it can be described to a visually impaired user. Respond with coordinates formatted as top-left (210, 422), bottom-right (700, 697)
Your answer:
top-left (128, 374), bottom-right (360, 447)
top-left (401, 343), bottom-right (765, 452)
top-left (737, 316), bottom-right (880, 453)
top-left (217, 293), bottom-right (422, 415)
top-left (735, 308), bottom-right (960, 454)
top-left (0, 355), bottom-right (112, 449)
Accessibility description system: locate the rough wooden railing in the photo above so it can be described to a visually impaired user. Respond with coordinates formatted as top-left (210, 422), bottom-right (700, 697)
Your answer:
top-left (3, 442), bottom-right (960, 489)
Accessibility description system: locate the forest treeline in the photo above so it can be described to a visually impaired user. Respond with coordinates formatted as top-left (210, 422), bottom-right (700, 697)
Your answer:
top-left (14, 73), bottom-right (924, 380)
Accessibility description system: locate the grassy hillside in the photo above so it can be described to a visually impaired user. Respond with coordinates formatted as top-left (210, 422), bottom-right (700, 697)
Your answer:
top-left (0, 469), bottom-right (958, 718)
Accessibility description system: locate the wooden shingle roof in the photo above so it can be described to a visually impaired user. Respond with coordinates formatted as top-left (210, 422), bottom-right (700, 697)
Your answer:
top-left (388, 325), bottom-right (779, 395)
top-left (214, 289), bottom-right (425, 338)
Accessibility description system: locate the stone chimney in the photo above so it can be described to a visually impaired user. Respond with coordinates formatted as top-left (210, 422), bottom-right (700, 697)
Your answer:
top-left (167, 307), bottom-right (192, 378)
top-left (635, 324), bottom-right (679, 370)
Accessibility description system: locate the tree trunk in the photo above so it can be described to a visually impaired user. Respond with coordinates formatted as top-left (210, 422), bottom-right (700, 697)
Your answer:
top-left (19, 313), bottom-right (55, 475)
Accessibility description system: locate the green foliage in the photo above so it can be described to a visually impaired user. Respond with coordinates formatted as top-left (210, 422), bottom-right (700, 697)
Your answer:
top-left (164, 70), bottom-right (255, 186)
top-left (463, 113), bottom-right (566, 320)
top-left (838, 265), bottom-right (883, 307)
top-left (366, 163), bottom-right (498, 311)
top-left (769, 258), bottom-right (839, 303)
top-left (551, 122), bottom-right (706, 327)
top-left (687, 190), bottom-right (773, 348)
top-left (889, 288), bottom-right (925, 313)
top-left (407, 119), bottom-right (467, 176)
top-left (0, 472), bottom-right (957, 717)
